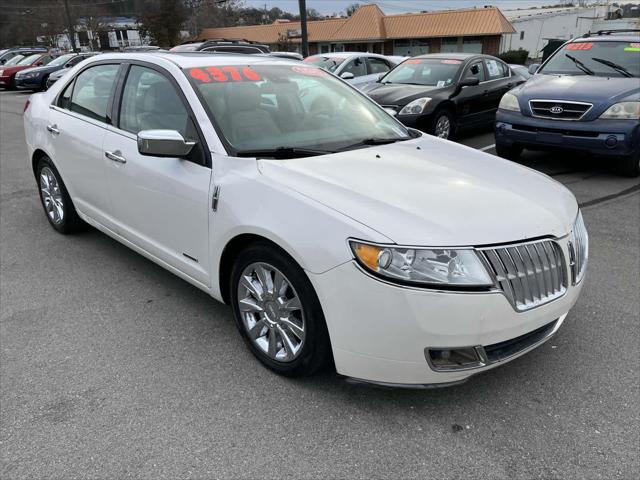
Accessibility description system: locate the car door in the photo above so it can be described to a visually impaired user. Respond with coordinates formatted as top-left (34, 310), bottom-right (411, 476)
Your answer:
top-left (102, 63), bottom-right (211, 285)
top-left (454, 60), bottom-right (488, 127)
top-left (483, 58), bottom-right (517, 117)
top-left (363, 56), bottom-right (392, 89)
top-left (338, 56), bottom-right (368, 86)
top-left (47, 62), bottom-right (121, 228)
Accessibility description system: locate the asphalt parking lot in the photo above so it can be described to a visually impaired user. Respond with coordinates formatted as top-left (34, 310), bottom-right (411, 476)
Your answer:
top-left (1, 89), bottom-right (638, 479)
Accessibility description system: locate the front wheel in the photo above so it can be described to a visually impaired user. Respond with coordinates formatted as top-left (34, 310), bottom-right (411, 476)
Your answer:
top-left (230, 242), bottom-right (331, 377)
top-left (496, 143), bottom-right (523, 161)
top-left (619, 150), bottom-right (640, 177)
top-left (430, 110), bottom-right (456, 140)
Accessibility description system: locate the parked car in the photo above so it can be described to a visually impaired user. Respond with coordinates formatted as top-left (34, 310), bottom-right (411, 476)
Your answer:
top-left (0, 46), bottom-right (47, 65)
top-left (303, 52), bottom-right (403, 89)
top-left (123, 46), bottom-right (162, 52)
top-left (24, 53), bottom-right (587, 387)
top-left (361, 53), bottom-right (524, 139)
top-left (15, 52), bottom-right (98, 91)
top-left (269, 51), bottom-right (303, 61)
top-left (510, 64), bottom-right (532, 80)
top-left (495, 30), bottom-right (640, 177)
top-left (0, 53), bottom-right (55, 89)
top-left (171, 39), bottom-right (271, 54)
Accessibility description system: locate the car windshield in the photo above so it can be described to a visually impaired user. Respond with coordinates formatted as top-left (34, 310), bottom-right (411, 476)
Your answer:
top-left (187, 64), bottom-right (410, 155)
top-left (48, 54), bottom-right (75, 67)
top-left (540, 40), bottom-right (640, 77)
top-left (303, 56), bottom-right (347, 73)
top-left (4, 55), bottom-right (25, 66)
top-left (17, 54), bottom-right (41, 66)
top-left (381, 58), bottom-right (462, 86)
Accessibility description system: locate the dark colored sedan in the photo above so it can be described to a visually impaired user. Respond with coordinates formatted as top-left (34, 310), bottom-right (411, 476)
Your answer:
top-left (15, 52), bottom-right (98, 91)
top-left (361, 53), bottom-right (525, 139)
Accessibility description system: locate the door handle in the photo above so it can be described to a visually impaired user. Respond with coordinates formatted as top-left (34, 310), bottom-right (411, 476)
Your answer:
top-left (46, 124), bottom-right (60, 135)
top-left (105, 150), bottom-right (126, 164)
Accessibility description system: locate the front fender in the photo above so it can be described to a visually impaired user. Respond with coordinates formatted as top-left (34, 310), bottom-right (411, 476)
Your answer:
top-left (208, 153), bottom-right (391, 301)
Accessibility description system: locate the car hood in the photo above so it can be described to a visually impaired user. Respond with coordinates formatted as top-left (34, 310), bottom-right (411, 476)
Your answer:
top-left (17, 64), bottom-right (59, 76)
top-left (363, 83), bottom-right (445, 106)
top-left (257, 136), bottom-right (578, 246)
top-left (515, 74), bottom-right (640, 111)
top-left (0, 65), bottom-right (31, 75)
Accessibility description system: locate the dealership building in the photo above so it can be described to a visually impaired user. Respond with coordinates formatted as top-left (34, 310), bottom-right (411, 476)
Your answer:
top-left (197, 4), bottom-right (516, 57)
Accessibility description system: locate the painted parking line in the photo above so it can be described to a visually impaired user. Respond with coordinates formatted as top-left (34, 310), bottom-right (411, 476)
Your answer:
top-left (479, 144), bottom-right (495, 152)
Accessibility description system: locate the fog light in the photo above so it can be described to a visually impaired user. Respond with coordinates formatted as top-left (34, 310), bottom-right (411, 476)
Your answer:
top-left (605, 135), bottom-right (618, 148)
top-left (426, 347), bottom-right (485, 371)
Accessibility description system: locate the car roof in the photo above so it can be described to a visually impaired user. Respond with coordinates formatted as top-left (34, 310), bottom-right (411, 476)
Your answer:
top-left (85, 51), bottom-right (302, 69)
top-left (415, 53), bottom-right (480, 60)
top-left (573, 34), bottom-right (640, 42)
top-left (308, 52), bottom-right (388, 58)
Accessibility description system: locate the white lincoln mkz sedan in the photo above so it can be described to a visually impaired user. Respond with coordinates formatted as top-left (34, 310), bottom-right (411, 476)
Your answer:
top-left (24, 53), bottom-right (588, 387)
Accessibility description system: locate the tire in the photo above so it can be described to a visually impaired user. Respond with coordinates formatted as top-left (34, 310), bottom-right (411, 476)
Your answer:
top-left (36, 156), bottom-right (84, 233)
top-left (41, 75), bottom-right (49, 91)
top-left (230, 241), bottom-right (331, 377)
top-left (496, 143), bottom-right (523, 161)
top-left (430, 109), bottom-right (456, 140)
top-left (619, 150), bottom-right (640, 178)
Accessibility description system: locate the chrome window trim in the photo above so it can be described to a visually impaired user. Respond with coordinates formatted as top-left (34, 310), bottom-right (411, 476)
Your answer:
top-left (528, 98), bottom-right (593, 121)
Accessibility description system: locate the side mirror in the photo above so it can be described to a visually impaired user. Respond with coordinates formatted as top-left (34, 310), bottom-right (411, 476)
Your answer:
top-left (528, 63), bottom-right (540, 75)
top-left (340, 71), bottom-right (355, 80)
top-left (137, 130), bottom-right (195, 158)
top-left (377, 72), bottom-right (386, 81)
top-left (0, 59), bottom-right (5, 65)
top-left (459, 77), bottom-right (480, 87)
top-left (36, 61), bottom-right (43, 66)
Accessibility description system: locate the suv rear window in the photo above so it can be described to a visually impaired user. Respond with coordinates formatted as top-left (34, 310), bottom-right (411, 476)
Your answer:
top-left (540, 40), bottom-right (640, 77)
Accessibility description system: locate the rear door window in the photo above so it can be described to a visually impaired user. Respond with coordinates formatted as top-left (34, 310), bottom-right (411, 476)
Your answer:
top-left (367, 57), bottom-right (391, 75)
top-left (485, 59), bottom-right (508, 79)
top-left (69, 64), bottom-right (119, 123)
top-left (342, 57), bottom-right (367, 77)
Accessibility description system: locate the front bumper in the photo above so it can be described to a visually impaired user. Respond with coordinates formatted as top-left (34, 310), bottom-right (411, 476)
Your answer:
top-left (0, 76), bottom-right (12, 87)
top-left (495, 109), bottom-right (640, 158)
top-left (308, 240), bottom-right (583, 386)
top-left (15, 76), bottom-right (42, 90)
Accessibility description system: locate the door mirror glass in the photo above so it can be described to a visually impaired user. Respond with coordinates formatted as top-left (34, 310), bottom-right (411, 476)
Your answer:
top-left (340, 71), bottom-right (355, 80)
top-left (137, 130), bottom-right (195, 158)
top-left (460, 77), bottom-right (480, 87)
top-left (528, 63), bottom-right (540, 75)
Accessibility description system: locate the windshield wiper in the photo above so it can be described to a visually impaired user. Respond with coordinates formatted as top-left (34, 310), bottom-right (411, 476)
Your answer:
top-left (591, 57), bottom-right (633, 77)
top-left (336, 137), bottom-right (410, 152)
top-left (564, 54), bottom-right (594, 75)
top-left (235, 146), bottom-right (334, 159)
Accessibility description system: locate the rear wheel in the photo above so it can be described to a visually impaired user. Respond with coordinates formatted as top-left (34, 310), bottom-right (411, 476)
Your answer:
top-left (36, 156), bottom-right (84, 233)
top-left (41, 75), bottom-right (49, 91)
top-left (230, 242), bottom-right (331, 377)
top-left (619, 150), bottom-right (640, 177)
top-left (496, 143), bottom-right (523, 161)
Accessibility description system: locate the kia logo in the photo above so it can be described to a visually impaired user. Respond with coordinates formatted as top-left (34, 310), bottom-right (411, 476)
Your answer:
top-left (550, 106), bottom-right (564, 114)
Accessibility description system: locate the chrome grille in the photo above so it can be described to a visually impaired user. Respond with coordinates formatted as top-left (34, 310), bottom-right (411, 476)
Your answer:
top-left (481, 240), bottom-right (567, 311)
top-left (529, 100), bottom-right (592, 120)
top-left (569, 213), bottom-right (588, 284)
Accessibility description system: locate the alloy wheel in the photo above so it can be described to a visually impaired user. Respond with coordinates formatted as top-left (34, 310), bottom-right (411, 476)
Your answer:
top-left (237, 262), bottom-right (306, 362)
top-left (435, 115), bottom-right (451, 139)
top-left (39, 166), bottom-right (64, 224)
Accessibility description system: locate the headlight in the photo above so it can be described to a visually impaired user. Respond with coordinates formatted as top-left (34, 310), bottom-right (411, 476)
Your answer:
top-left (399, 97), bottom-right (432, 115)
top-left (350, 240), bottom-right (494, 287)
top-left (599, 101), bottom-right (640, 120)
top-left (0, 70), bottom-right (4, 76)
top-left (499, 92), bottom-right (520, 112)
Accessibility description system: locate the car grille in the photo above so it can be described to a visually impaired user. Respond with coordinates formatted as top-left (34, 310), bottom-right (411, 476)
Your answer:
top-left (529, 100), bottom-right (592, 120)
top-left (569, 213), bottom-right (588, 284)
top-left (480, 240), bottom-right (567, 311)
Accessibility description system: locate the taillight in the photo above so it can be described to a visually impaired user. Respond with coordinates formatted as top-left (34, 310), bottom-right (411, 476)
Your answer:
top-left (23, 99), bottom-right (30, 113)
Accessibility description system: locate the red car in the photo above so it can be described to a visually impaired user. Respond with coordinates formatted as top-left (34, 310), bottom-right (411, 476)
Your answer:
top-left (0, 53), bottom-right (55, 89)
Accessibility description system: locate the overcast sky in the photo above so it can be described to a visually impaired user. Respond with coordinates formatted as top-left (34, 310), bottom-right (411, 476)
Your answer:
top-left (243, 0), bottom-right (609, 16)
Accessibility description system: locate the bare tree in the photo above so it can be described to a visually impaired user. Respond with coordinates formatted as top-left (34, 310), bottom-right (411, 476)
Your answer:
top-left (137, 0), bottom-right (187, 47)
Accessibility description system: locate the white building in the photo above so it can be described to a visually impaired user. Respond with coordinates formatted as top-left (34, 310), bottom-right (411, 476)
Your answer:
top-left (500, 4), bottom-right (612, 59)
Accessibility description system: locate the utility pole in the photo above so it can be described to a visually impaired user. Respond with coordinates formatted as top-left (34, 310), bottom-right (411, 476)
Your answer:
top-left (62, 0), bottom-right (77, 51)
top-left (298, 0), bottom-right (308, 57)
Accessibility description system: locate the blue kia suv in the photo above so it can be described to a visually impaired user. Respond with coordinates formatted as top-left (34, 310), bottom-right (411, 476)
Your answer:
top-left (495, 30), bottom-right (640, 176)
